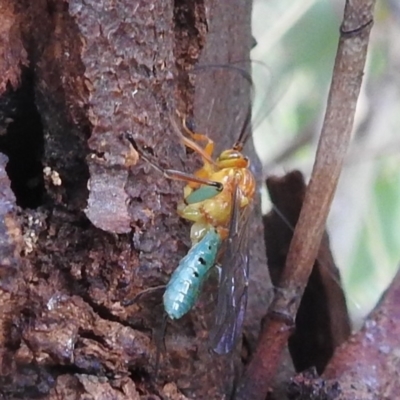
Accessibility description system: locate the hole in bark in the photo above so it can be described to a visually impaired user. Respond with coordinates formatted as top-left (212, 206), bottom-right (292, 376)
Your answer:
top-left (0, 69), bottom-right (45, 208)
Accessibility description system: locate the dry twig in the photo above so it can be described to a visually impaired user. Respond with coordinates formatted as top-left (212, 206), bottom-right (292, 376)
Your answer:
top-left (235, 1), bottom-right (376, 399)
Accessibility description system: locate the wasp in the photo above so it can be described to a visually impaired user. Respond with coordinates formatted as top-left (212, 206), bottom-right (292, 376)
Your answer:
top-left (126, 104), bottom-right (255, 355)
top-left (124, 62), bottom-right (259, 355)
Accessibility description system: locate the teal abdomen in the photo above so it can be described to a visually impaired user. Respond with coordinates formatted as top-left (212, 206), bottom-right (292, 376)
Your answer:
top-left (163, 229), bottom-right (222, 319)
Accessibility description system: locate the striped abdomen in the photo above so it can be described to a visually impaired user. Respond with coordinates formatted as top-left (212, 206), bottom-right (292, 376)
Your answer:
top-left (163, 229), bottom-right (222, 319)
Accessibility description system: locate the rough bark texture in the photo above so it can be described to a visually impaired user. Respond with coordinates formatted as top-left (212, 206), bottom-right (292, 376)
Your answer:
top-left (4, 1), bottom-right (395, 400)
top-left (0, 0), bottom-right (270, 399)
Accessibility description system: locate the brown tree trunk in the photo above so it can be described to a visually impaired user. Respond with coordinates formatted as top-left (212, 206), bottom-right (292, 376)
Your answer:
top-left (0, 0), bottom-right (270, 398)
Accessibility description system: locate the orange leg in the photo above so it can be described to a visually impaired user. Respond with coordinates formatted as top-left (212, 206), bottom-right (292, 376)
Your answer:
top-left (181, 116), bottom-right (214, 158)
top-left (124, 133), bottom-right (222, 191)
top-left (169, 114), bottom-right (217, 167)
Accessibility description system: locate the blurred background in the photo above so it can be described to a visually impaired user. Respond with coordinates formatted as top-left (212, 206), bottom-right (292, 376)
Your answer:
top-left (251, 0), bottom-right (400, 327)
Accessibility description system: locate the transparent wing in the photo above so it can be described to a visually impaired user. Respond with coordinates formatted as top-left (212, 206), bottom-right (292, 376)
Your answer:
top-left (209, 181), bottom-right (252, 354)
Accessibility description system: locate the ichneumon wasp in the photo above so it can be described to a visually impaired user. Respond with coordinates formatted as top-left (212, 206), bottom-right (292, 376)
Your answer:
top-left (123, 62), bottom-right (260, 355)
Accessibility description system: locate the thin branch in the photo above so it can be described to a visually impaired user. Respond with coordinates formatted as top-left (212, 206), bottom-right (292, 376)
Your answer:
top-left (235, 1), bottom-right (376, 399)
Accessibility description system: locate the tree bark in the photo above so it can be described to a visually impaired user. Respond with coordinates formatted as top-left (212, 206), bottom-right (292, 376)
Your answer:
top-left (0, 0), bottom-right (270, 398)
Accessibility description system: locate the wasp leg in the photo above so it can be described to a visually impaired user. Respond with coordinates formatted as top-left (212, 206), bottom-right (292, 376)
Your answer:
top-left (162, 169), bottom-right (223, 190)
top-left (169, 114), bottom-right (217, 166)
top-left (122, 285), bottom-right (166, 307)
top-left (124, 133), bottom-right (223, 191)
top-left (181, 116), bottom-right (214, 156)
top-left (182, 117), bottom-right (213, 143)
